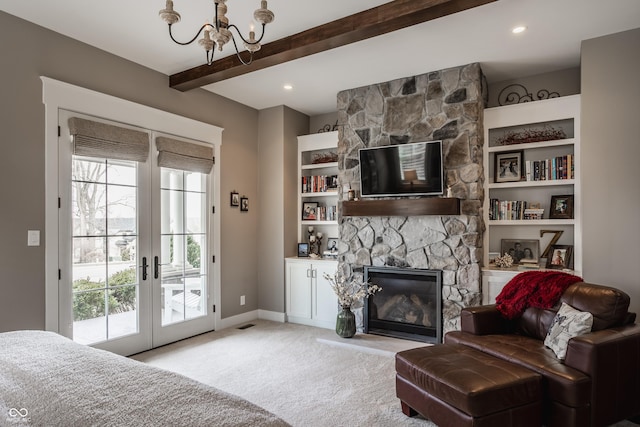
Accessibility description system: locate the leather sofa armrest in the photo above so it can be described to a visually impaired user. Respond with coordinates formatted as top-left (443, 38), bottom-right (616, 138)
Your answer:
top-left (564, 324), bottom-right (640, 424)
top-left (460, 305), bottom-right (511, 335)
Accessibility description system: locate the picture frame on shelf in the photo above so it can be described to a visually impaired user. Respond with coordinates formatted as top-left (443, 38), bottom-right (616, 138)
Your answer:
top-left (230, 191), bottom-right (239, 207)
top-left (302, 202), bottom-right (318, 220)
top-left (549, 194), bottom-right (574, 219)
top-left (500, 238), bottom-right (539, 265)
top-left (326, 238), bottom-right (338, 253)
top-left (546, 245), bottom-right (573, 269)
top-left (240, 197), bottom-right (249, 212)
top-left (297, 243), bottom-right (309, 258)
top-left (494, 150), bottom-right (524, 183)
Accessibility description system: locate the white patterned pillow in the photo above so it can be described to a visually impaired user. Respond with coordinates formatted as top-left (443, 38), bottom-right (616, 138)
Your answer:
top-left (544, 302), bottom-right (593, 360)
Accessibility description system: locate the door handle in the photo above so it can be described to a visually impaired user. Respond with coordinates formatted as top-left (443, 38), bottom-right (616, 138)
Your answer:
top-left (154, 256), bottom-right (160, 279)
top-left (142, 257), bottom-right (148, 281)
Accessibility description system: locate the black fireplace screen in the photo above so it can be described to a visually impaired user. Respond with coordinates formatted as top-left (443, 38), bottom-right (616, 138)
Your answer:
top-left (364, 266), bottom-right (442, 343)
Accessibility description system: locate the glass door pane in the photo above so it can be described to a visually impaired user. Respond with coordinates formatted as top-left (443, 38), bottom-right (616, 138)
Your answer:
top-left (71, 157), bottom-right (140, 344)
top-left (160, 168), bottom-right (207, 325)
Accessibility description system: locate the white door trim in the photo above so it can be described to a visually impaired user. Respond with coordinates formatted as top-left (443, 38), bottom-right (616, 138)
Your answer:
top-left (42, 77), bottom-right (223, 337)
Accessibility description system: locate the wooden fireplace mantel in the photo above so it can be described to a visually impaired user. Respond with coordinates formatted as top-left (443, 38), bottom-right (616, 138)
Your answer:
top-left (341, 198), bottom-right (461, 217)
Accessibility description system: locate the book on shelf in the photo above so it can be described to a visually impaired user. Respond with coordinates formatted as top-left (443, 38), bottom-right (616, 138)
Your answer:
top-left (315, 205), bottom-right (337, 221)
top-left (524, 154), bottom-right (574, 181)
top-left (489, 199), bottom-right (544, 221)
top-left (301, 175), bottom-right (338, 193)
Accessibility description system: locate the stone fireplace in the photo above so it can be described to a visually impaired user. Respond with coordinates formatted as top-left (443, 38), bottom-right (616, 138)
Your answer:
top-left (335, 63), bottom-right (485, 334)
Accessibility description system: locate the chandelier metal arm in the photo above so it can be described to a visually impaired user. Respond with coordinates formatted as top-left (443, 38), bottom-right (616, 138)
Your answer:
top-left (226, 22), bottom-right (267, 46)
top-left (167, 23), bottom-right (209, 46)
top-left (228, 35), bottom-right (254, 66)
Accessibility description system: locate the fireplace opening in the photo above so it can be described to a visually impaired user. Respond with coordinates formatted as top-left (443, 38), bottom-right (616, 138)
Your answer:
top-left (364, 266), bottom-right (442, 343)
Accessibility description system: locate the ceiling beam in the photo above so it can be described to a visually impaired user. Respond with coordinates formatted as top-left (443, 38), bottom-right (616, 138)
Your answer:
top-left (169, 0), bottom-right (496, 91)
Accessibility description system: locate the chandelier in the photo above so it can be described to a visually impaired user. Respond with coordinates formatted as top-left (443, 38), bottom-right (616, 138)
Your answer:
top-left (159, 0), bottom-right (275, 66)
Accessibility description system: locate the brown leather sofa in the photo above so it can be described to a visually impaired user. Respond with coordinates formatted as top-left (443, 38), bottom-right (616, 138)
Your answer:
top-left (445, 282), bottom-right (640, 427)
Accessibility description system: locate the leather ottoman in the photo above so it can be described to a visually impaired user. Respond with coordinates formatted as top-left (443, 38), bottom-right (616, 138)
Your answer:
top-left (396, 343), bottom-right (542, 427)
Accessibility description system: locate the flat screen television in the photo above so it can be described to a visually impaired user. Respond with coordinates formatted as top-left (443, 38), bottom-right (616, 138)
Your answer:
top-left (359, 140), bottom-right (444, 197)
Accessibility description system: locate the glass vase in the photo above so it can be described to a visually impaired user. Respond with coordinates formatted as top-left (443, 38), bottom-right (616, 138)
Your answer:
top-left (336, 305), bottom-right (356, 338)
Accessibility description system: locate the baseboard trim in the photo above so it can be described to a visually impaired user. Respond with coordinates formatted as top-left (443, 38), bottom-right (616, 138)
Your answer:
top-left (218, 310), bottom-right (286, 330)
top-left (258, 310), bottom-right (286, 323)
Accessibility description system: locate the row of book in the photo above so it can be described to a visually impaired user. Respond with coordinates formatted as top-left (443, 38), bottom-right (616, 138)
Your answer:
top-left (301, 175), bottom-right (338, 193)
top-left (524, 154), bottom-right (574, 181)
top-left (489, 199), bottom-right (545, 221)
top-left (315, 205), bottom-right (337, 221)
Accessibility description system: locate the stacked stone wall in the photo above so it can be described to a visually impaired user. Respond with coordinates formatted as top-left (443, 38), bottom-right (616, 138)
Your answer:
top-left (336, 63), bottom-right (485, 332)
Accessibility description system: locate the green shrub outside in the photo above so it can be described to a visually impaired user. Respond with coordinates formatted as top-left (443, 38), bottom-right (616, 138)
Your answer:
top-left (73, 267), bottom-right (137, 321)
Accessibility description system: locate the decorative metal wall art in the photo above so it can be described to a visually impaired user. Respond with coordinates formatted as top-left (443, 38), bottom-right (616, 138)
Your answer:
top-left (318, 120), bottom-right (339, 133)
top-left (498, 84), bottom-right (560, 106)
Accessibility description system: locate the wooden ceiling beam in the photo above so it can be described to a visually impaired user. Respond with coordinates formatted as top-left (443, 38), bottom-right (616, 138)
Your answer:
top-left (169, 0), bottom-right (496, 91)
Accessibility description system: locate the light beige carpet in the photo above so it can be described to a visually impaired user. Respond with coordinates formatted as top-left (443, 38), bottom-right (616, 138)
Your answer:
top-left (132, 320), bottom-right (433, 427)
top-left (132, 320), bottom-right (640, 427)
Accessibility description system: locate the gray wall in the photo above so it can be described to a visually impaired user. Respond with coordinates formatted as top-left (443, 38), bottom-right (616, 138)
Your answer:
top-left (257, 106), bottom-right (308, 313)
top-left (488, 67), bottom-right (580, 108)
top-left (309, 112), bottom-right (339, 134)
top-left (581, 28), bottom-right (640, 316)
top-left (0, 11), bottom-right (260, 329)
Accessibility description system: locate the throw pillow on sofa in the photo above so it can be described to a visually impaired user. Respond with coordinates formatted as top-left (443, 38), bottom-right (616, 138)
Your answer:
top-left (544, 302), bottom-right (593, 359)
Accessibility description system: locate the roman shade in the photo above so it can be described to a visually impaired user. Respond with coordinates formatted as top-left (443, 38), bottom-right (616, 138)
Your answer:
top-left (156, 136), bottom-right (214, 174)
top-left (68, 117), bottom-right (149, 162)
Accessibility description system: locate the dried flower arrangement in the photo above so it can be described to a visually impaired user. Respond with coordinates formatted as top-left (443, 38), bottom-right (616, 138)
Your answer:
top-left (496, 126), bottom-right (567, 146)
top-left (494, 253), bottom-right (514, 268)
top-left (323, 272), bottom-right (381, 308)
top-left (311, 151), bottom-right (338, 164)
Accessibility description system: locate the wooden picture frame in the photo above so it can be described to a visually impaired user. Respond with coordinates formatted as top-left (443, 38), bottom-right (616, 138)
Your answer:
top-left (297, 243), bottom-right (309, 258)
top-left (549, 194), bottom-right (574, 219)
top-left (302, 202), bottom-right (318, 220)
top-left (500, 238), bottom-right (540, 265)
top-left (240, 197), bottom-right (249, 212)
top-left (230, 191), bottom-right (239, 207)
top-left (494, 150), bottom-right (524, 183)
top-left (546, 245), bottom-right (573, 269)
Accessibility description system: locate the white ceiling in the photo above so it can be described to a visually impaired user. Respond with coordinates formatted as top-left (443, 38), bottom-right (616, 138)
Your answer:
top-left (1, 0), bottom-right (639, 116)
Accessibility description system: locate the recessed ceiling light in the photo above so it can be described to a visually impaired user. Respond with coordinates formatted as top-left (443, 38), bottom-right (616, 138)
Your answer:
top-left (512, 26), bottom-right (527, 34)
top-left (283, 84), bottom-right (293, 90)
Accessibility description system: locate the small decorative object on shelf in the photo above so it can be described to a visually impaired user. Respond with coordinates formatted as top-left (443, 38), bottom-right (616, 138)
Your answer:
top-left (494, 253), bottom-right (514, 268)
top-left (307, 226), bottom-right (322, 258)
top-left (323, 271), bottom-right (381, 338)
top-left (495, 126), bottom-right (567, 145)
top-left (494, 150), bottom-right (524, 183)
top-left (311, 151), bottom-right (338, 164)
top-left (546, 245), bottom-right (573, 269)
top-left (497, 83), bottom-right (560, 106)
top-left (549, 195), bottom-right (574, 219)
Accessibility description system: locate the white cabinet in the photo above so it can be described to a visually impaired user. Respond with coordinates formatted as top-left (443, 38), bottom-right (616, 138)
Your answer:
top-left (285, 258), bottom-right (338, 329)
top-left (297, 132), bottom-right (339, 253)
top-left (482, 95), bottom-right (582, 298)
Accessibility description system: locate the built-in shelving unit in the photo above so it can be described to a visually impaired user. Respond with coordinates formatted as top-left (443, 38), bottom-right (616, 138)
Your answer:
top-left (296, 131), bottom-right (339, 247)
top-left (482, 95), bottom-right (581, 301)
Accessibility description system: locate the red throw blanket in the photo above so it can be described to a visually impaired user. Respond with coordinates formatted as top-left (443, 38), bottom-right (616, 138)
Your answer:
top-left (495, 270), bottom-right (583, 319)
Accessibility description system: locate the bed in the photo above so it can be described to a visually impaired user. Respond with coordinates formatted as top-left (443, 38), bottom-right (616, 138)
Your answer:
top-left (0, 330), bottom-right (290, 426)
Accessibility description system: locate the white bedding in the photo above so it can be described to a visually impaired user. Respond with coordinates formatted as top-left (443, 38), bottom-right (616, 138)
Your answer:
top-left (0, 330), bottom-right (290, 426)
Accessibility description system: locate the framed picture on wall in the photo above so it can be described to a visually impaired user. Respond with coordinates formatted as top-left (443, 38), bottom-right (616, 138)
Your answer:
top-left (230, 191), bottom-right (239, 207)
top-left (240, 197), bottom-right (249, 212)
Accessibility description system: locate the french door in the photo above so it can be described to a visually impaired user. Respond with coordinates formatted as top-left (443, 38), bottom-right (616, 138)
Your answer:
top-left (58, 110), bottom-right (215, 355)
